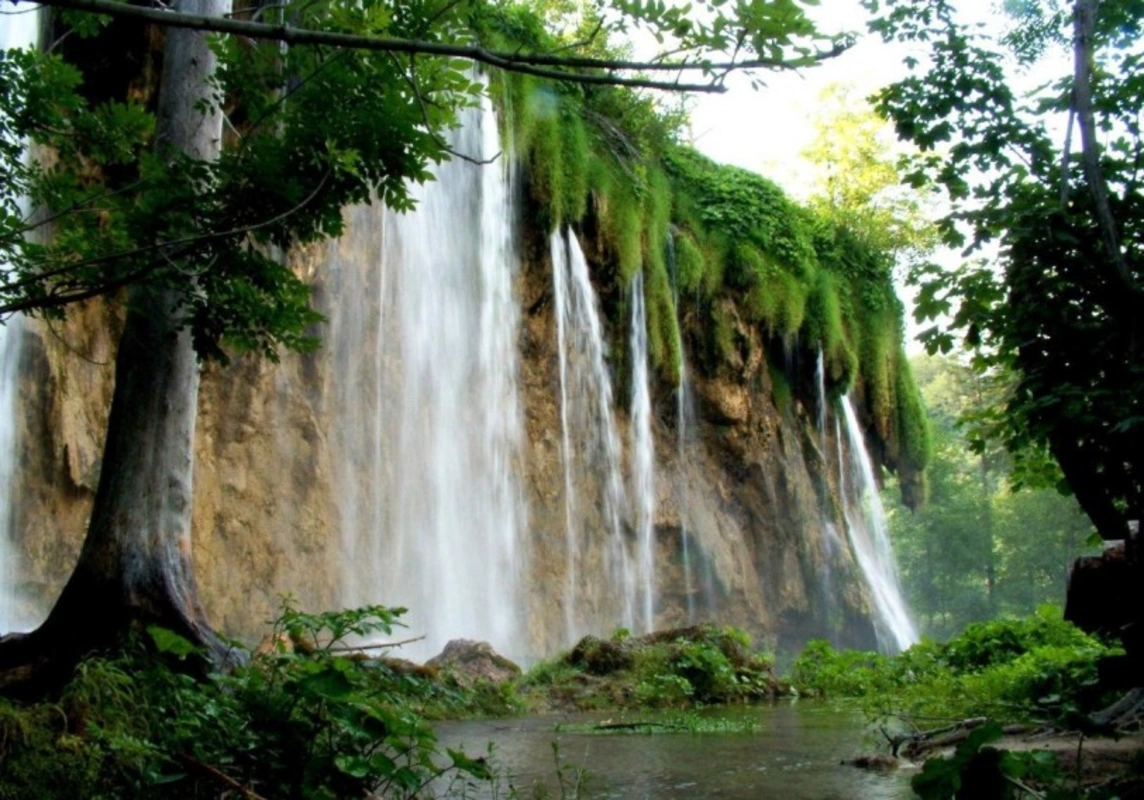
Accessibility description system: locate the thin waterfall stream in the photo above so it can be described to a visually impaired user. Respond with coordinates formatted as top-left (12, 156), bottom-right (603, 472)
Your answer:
top-left (668, 236), bottom-right (705, 623)
top-left (629, 271), bottom-right (656, 633)
top-left (551, 227), bottom-right (636, 638)
top-left (839, 396), bottom-right (918, 652)
top-left (676, 357), bottom-right (698, 624)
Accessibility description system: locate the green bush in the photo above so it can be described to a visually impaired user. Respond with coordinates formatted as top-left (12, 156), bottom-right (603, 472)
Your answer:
top-left (0, 605), bottom-right (494, 800)
top-left (522, 625), bottom-right (779, 712)
top-left (788, 608), bottom-right (1116, 722)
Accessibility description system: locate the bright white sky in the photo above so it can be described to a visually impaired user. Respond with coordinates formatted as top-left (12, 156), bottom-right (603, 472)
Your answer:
top-left (689, 0), bottom-right (914, 194)
top-left (681, 0), bottom-right (1072, 351)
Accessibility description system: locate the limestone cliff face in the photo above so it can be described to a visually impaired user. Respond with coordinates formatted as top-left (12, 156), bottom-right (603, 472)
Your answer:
top-left (515, 224), bottom-right (879, 656)
top-left (7, 206), bottom-right (884, 657)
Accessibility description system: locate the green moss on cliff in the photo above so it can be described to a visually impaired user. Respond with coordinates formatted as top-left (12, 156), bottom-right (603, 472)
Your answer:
top-left (674, 231), bottom-right (705, 295)
top-left (483, 3), bottom-right (930, 486)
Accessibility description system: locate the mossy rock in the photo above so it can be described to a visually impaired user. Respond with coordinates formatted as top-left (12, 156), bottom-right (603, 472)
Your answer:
top-left (640, 624), bottom-right (752, 670)
top-left (566, 635), bottom-right (635, 675)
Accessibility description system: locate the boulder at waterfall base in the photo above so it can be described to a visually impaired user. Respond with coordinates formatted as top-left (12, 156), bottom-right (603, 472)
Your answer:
top-left (426, 639), bottom-right (522, 686)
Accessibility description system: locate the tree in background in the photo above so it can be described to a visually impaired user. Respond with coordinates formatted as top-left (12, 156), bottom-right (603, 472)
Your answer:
top-left (801, 82), bottom-right (939, 262)
top-left (886, 355), bottom-right (1097, 640)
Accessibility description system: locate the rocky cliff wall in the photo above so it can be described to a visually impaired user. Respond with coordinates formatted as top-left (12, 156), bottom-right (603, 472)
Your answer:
top-left (6, 202), bottom-right (886, 659)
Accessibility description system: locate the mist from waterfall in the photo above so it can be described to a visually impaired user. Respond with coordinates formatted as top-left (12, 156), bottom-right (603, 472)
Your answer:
top-left (838, 397), bottom-right (918, 652)
top-left (0, 12), bottom-right (40, 633)
top-left (551, 227), bottom-right (635, 639)
top-left (629, 272), bottom-right (655, 633)
top-left (331, 90), bottom-right (525, 661)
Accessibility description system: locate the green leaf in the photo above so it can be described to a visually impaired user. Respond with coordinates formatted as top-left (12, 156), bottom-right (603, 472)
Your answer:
top-left (147, 626), bottom-right (198, 659)
top-left (299, 667), bottom-right (355, 700)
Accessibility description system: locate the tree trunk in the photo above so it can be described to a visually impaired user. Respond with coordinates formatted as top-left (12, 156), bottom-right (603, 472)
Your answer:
top-left (1072, 0), bottom-right (1132, 293)
top-left (0, 0), bottom-right (232, 694)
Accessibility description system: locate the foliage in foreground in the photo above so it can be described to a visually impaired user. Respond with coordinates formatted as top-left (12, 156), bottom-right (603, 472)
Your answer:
top-left (517, 624), bottom-right (782, 712)
top-left (790, 607), bottom-right (1116, 723)
top-left (909, 719), bottom-right (1144, 800)
top-left (0, 606), bottom-right (496, 800)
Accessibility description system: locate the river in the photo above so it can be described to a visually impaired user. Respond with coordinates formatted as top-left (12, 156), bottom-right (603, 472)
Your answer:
top-left (436, 701), bottom-right (916, 799)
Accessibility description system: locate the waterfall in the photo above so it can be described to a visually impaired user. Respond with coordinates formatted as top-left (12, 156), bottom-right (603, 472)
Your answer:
top-left (332, 90), bottom-right (525, 660)
top-left (551, 227), bottom-right (635, 638)
top-left (676, 358), bottom-right (697, 624)
top-left (838, 397), bottom-right (918, 652)
top-left (551, 231), bottom-right (580, 641)
top-left (666, 235), bottom-right (711, 624)
top-left (813, 349), bottom-right (840, 629)
top-left (0, 13), bottom-right (41, 634)
top-left (629, 272), bottom-right (655, 633)
top-left (0, 322), bottom-right (23, 633)
top-left (815, 349), bottom-right (827, 443)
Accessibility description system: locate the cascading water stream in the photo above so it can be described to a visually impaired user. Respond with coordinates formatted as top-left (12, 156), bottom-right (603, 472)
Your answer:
top-left (815, 350), bottom-right (827, 444)
top-left (629, 272), bottom-right (655, 633)
top-left (551, 227), bottom-right (635, 638)
top-left (1, 13), bottom-right (41, 634)
top-left (0, 322), bottom-right (23, 633)
top-left (813, 350), bottom-right (842, 624)
top-left (332, 90), bottom-right (525, 660)
top-left (676, 358), bottom-right (698, 624)
top-left (550, 231), bottom-right (580, 641)
top-left (668, 236), bottom-right (704, 624)
top-left (838, 397), bottom-right (918, 652)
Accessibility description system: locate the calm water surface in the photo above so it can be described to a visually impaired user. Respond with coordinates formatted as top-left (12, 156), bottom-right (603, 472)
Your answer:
top-left (437, 702), bottom-right (915, 799)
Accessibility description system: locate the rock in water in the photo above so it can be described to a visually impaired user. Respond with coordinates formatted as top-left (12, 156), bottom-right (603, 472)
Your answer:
top-left (425, 639), bottom-right (521, 686)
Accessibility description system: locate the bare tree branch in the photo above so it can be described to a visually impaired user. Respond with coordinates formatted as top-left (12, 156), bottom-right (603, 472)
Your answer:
top-left (19, 0), bottom-right (849, 95)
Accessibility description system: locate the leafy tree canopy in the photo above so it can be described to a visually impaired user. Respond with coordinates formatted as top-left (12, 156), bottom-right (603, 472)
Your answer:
top-left (0, 0), bottom-right (844, 362)
top-left (865, 0), bottom-right (1144, 539)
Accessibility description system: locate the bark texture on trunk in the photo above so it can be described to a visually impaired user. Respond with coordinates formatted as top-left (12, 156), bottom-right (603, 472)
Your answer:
top-left (0, 0), bottom-right (232, 694)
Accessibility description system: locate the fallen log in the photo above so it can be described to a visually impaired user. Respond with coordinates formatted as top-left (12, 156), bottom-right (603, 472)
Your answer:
top-left (884, 717), bottom-right (1030, 759)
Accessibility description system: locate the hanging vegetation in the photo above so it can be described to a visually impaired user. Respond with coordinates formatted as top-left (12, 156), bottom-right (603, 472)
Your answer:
top-left (475, 3), bottom-right (929, 488)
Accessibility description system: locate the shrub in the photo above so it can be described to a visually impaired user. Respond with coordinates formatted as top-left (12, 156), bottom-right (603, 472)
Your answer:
top-left (0, 605), bottom-right (494, 800)
top-left (788, 608), bottom-right (1117, 722)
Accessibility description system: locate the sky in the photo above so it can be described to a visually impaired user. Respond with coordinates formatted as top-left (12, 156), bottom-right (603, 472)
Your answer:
top-left (689, 0), bottom-right (915, 193)
top-left (680, 0), bottom-right (1073, 352)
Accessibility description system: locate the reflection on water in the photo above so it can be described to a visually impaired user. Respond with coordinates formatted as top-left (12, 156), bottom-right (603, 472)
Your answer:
top-left (437, 702), bottom-right (915, 799)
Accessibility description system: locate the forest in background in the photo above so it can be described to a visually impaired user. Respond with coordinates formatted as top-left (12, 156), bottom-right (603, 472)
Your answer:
top-left (886, 354), bottom-right (1099, 641)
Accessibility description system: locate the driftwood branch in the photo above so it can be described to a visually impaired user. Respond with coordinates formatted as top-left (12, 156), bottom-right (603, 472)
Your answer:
top-left (1004, 774), bottom-right (1046, 799)
top-left (593, 721), bottom-right (687, 731)
top-left (327, 634), bottom-right (426, 653)
top-left (886, 717), bottom-right (1030, 759)
top-left (19, 0), bottom-right (849, 94)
